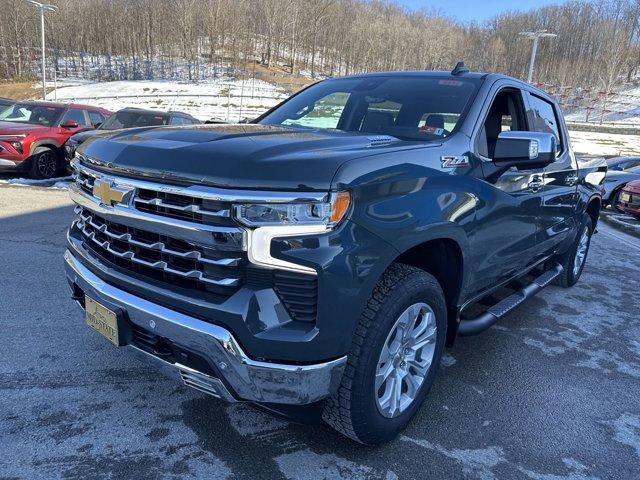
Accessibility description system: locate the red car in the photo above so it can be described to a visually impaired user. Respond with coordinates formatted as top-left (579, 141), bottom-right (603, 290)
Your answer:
top-left (0, 101), bottom-right (110, 178)
top-left (617, 179), bottom-right (640, 220)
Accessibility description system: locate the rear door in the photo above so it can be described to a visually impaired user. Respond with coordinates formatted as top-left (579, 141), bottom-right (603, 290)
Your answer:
top-left (526, 93), bottom-right (579, 255)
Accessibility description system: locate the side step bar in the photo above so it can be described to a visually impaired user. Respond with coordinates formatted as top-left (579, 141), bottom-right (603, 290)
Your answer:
top-left (457, 263), bottom-right (563, 336)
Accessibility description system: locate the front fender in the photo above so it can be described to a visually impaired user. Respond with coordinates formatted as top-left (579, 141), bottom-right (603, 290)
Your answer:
top-left (29, 138), bottom-right (62, 156)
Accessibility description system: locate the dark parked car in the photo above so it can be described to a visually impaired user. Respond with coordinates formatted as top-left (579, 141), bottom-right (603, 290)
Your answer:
top-left (602, 159), bottom-right (640, 211)
top-left (64, 66), bottom-right (605, 444)
top-left (0, 97), bottom-right (15, 111)
top-left (64, 108), bottom-right (200, 161)
top-left (617, 179), bottom-right (640, 219)
top-left (0, 101), bottom-right (110, 178)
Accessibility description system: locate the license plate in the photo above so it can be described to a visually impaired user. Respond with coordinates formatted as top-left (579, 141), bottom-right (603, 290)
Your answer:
top-left (620, 192), bottom-right (631, 203)
top-left (85, 295), bottom-right (119, 346)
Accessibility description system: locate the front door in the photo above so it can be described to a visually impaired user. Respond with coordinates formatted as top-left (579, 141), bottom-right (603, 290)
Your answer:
top-left (468, 87), bottom-right (545, 295)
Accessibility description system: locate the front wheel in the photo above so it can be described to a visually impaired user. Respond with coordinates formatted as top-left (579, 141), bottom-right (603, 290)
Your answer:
top-left (29, 147), bottom-right (60, 179)
top-left (553, 214), bottom-right (593, 288)
top-left (322, 264), bottom-right (447, 444)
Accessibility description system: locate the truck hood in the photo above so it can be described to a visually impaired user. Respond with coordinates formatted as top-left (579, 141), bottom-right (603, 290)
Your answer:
top-left (0, 121), bottom-right (53, 136)
top-left (77, 123), bottom-right (407, 191)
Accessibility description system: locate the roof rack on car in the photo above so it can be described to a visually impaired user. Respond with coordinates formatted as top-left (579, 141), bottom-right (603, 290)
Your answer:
top-left (451, 61), bottom-right (469, 76)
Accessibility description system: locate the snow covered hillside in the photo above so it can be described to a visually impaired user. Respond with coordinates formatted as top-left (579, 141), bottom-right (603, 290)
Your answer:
top-left (48, 78), bottom-right (287, 122)
top-left (564, 83), bottom-right (640, 125)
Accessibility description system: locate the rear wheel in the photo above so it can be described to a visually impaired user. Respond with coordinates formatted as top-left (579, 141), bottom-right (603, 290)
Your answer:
top-left (322, 264), bottom-right (446, 444)
top-left (553, 214), bottom-right (593, 288)
top-left (29, 147), bottom-right (59, 179)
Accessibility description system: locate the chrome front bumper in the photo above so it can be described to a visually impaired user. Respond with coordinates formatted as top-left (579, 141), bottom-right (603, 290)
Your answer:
top-left (64, 250), bottom-right (346, 405)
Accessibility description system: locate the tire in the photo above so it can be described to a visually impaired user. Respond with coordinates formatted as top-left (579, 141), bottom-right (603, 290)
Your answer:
top-left (610, 189), bottom-right (624, 213)
top-left (553, 213), bottom-right (593, 288)
top-left (28, 147), bottom-right (60, 179)
top-left (322, 263), bottom-right (447, 444)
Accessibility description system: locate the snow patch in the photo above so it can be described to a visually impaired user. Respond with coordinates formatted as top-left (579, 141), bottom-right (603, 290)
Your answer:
top-left (275, 449), bottom-right (397, 480)
top-left (0, 176), bottom-right (73, 189)
top-left (401, 436), bottom-right (507, 480)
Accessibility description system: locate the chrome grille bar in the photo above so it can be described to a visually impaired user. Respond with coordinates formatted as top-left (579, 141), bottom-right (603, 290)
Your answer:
top-left (133, 196), bottom-right (230, 219)
top-left (77, 210), bottom-right (240, 267)
top-left (75, 210), bottom-right (242, 288)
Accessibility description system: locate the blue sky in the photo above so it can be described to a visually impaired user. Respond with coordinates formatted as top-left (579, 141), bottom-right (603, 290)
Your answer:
top-left (396, 0), bottom-right (567, 22)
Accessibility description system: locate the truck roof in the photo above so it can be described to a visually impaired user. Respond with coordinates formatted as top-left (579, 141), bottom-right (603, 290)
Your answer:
top-left (336, 70), bottom-right (556, 104)
top-left (339, 70), bottom-right (490, 80)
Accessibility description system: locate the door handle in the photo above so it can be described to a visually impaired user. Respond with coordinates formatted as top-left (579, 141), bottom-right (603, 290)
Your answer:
top-left (528, 176), bottom-right (544, 192)
top-left (566, 174), bottom-right (578, 186)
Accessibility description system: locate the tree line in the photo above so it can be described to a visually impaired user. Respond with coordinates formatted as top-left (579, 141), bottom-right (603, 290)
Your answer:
top-left (1, 0), bottom-right (639, 96)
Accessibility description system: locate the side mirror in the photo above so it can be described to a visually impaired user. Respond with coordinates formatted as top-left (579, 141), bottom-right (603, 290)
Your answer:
top-left (61, 120), bottom-right (79, 129)
top-left (493, 131), bottom-right (556, 169)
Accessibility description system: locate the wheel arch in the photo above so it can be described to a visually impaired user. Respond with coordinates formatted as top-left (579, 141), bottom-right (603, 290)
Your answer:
top-left (388, 231), bottom-right (468, 346)
top-left (585, 195), bottom-right (601, 228)
top-left (29, 139), bottom-right (62, 157)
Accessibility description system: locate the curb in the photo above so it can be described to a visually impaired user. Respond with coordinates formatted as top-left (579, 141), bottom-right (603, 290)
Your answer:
top-left (600, 211), bottom-right (640, 239)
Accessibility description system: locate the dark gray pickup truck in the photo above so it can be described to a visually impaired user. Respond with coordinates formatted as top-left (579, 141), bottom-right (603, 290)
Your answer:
top-left (64, 65), bottom-right (606, 444)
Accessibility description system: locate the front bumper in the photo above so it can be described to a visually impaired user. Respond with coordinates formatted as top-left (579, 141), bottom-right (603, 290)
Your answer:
top-left (64, 249), bottom-right (347, 405)
top-left (617, 191), bottom-right (640, 216)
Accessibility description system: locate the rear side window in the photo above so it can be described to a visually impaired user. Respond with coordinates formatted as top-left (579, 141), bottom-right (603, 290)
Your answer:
top-left (61, 109), bottom-right (88, 126)
top-left (170, 116), bottom-right (195, 126)
top-left (88, 111), bottom-right (105, 126)
top-left (528, 94), bottom-right (563, 152)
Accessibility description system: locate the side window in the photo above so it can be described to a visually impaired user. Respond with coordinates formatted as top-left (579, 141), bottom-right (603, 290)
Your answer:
top-left (88, 111), bottom-right (105, 127)
top-left (528, 94), bottom-right (563, 153)
top-left (477, 89), bottom-right (527, 158)
top-left (282, 92), bottom-right (350, 129)
top-left (61, 109), bottom-right (88, 126)
top-left (170, 116), bottom-right (192, 126)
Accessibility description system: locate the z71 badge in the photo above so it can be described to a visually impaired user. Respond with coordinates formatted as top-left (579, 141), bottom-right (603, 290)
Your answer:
top-left (441, 155), bottom-right (470, 168)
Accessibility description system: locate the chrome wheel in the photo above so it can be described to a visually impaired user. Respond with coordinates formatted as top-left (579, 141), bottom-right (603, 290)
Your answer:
top-left (36, 151), bottom-right (57, 178)
top-left (375, 302), bottom-right (437, 418)
top-left (573, 225), bottom-right (590, 277)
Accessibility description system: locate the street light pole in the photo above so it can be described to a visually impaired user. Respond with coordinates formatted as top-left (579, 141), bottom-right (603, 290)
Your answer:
top-left (27, 1), bottom-right (58, 100)
top-left (519, 30), bottom-right (557, 84)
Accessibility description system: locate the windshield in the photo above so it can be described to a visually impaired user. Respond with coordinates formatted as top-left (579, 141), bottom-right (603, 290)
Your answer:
top-left (259, 76), bottom-right (480, 141)
top-left (101, 111), bottom-right (170, 130)
top-left (0, 103), bottom-right (64, 127)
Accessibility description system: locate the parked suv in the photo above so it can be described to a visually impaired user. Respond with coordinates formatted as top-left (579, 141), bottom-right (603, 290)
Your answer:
top-left (64, 67), bottom-right (605, 444)
top-left (0, 101), bottom-right (110, 178)
top-left (65, 108), bottom-right (200, 161)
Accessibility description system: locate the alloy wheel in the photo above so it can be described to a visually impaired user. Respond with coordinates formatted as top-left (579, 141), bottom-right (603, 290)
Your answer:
top-left (573, 225), bottom-right (590, 277)
top-left (37, 151), bottom-right (57, 178)
top-left (375, 302), bottom-right (437, 418)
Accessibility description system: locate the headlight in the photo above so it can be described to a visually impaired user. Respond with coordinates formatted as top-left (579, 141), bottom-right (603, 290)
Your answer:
top-left (10, 141), bottom-right (23, 153)
top-left (235, 191), bottom-right (350, 228)
top-left (237, 191), bottom-right (351, 274)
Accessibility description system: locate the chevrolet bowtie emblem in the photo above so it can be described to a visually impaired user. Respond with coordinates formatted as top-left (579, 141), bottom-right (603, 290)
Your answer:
top-left (93, 178), bottom-right (131, 206)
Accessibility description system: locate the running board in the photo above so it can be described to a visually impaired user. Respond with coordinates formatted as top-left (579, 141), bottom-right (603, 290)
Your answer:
top-left (457, 263), bottom-right (563, 336)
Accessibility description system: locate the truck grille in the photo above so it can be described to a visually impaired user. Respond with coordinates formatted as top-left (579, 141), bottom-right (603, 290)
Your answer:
top-left (75, 169), bottom-right (233, 226)
top-left (75, 207), bottom-right (244, 296)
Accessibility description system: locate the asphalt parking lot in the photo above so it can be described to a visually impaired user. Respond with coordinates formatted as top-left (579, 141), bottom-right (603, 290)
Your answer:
top-left (1, 184), bottom-right (640, 480)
